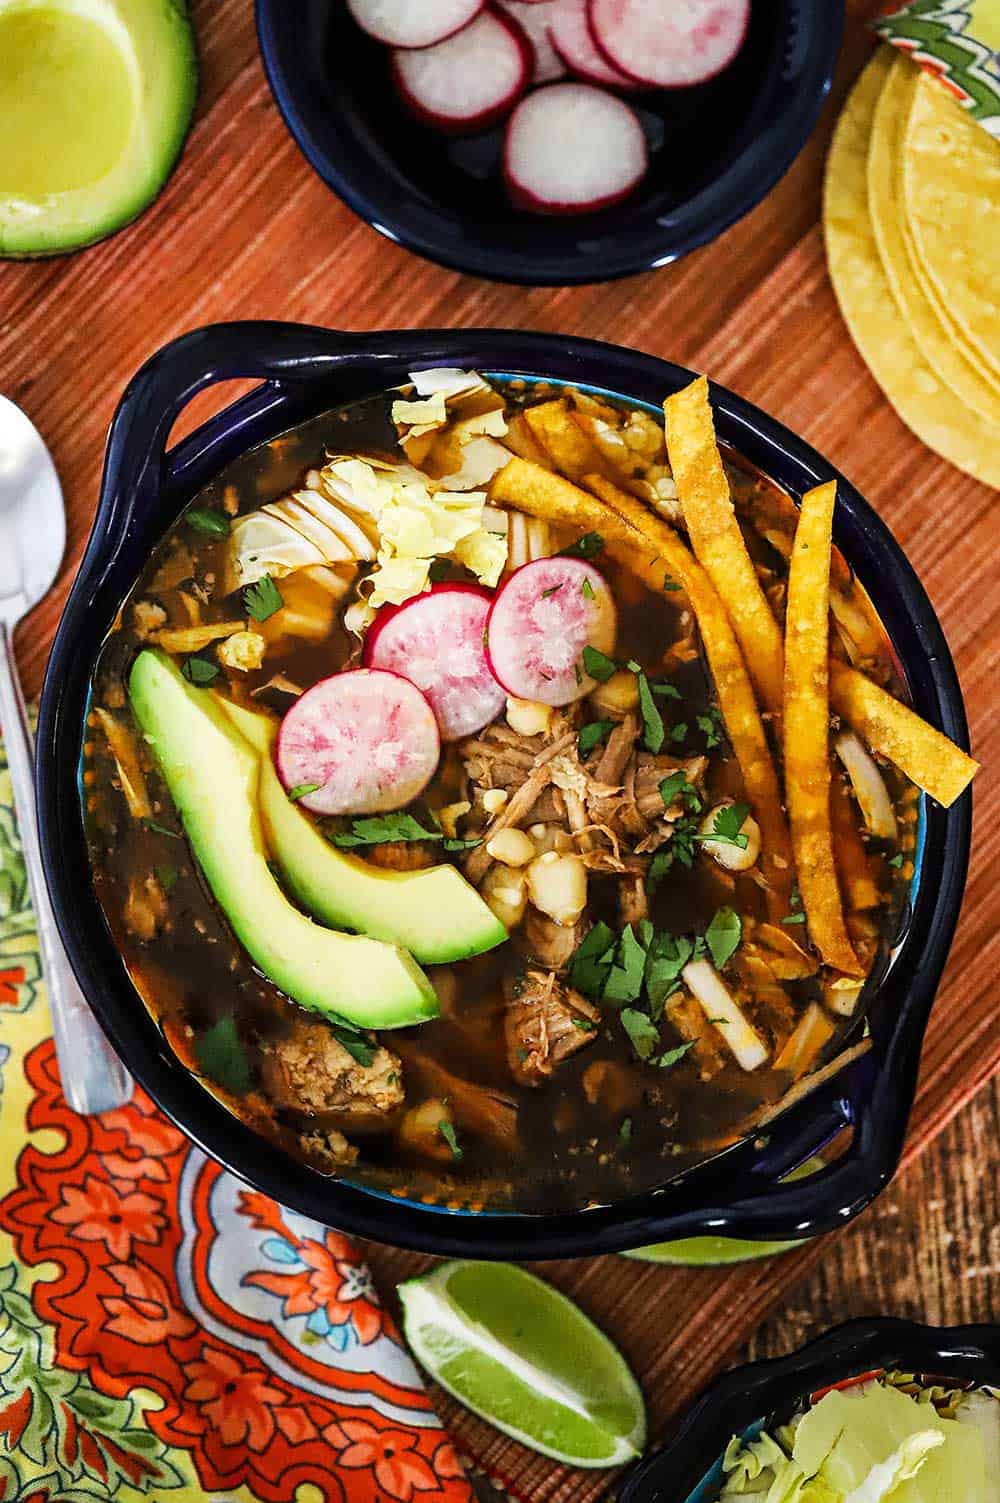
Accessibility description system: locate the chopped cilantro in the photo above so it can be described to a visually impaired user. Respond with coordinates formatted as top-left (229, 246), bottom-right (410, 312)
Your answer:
top-left (603, 924), bottom-right (648, 1005)
top-left (185, 507), bottom-right (231, 537)
top-left (331, 1028), bottom-right (376, 1066)
top-left (646, 932), bottom-right (694, 1015)
top-left (568, 920), bottom-right (617, 999)
top-left (651, 681), bottom-right (682, 700)
top-left (443, 836), bottom-right (482, 852)
top-left (888, 852), bottom-right (904, 869)
top-left (182, 655), bottom-right (219, 686)
top-left (647, 848), bottom-right (672, 896)
top-left (243, 573), bottom-right (284, 622)
top-left (670, 721), bottom-right (689, 744)
top-left (705, 906), bottom-right (742, 971)
top-left (155, 863), bottom-right (178, 893)
top-left (620, 1007), bottom-right (660, 1061)
top-left (658, 771), bottom-right (702, 813)
top-left (781, 912), bottom-right (807, 925)
top-left (696, 708), bottom-right (724, 749)
top-left (581, 576), bottom-right (596, 600)
top-left (437, 1119), bottom-right (463, 1160)
top-left (571, 1016), bottom-right (596, 1032)
top-left (694, 802), bottom-right (750, 850)
top-left (287, 782), bottom-right (320, 803)
top-left (618, 1116), bottom-right (633, 1144)
top-left (663, 575), bottom-right (681, 592)
top-left (578, 720), bottom-right (614, 757)
top-left (559, 531), bottom-right (604, 560)
top-left (541, 584), bottom-right (563, 598)
top-left (582, 645), bottom-right (617, 683)
top-left (194, 1015), bottom-right (251, 1095)
top-left (655, 1042), bottom-right (696, 1069)
top-left (143, 819), bottom-right (181, 840)
top-left (333, 813), bottom-right (442, 848)
top-left (628, 662), bottom-right (665, 754)
top-left (574, 661), bottom-right (583, 686)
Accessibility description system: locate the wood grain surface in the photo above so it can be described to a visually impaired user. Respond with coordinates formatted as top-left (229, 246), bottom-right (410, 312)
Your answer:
top-left (1, 2), bottom-right (997, 1500)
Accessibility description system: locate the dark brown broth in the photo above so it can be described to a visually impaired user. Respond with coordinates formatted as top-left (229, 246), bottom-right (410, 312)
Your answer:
top-left (83, 383), bottom-right (912, 1212)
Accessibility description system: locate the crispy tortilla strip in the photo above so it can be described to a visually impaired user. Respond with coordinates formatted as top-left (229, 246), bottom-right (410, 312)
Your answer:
top-left (830, 769), bottom-right (882, 911)
top-left (523, 400), bottom-right (607, 482)
top-left (150, 620), bottom-right (247, 654)
top-left (664, 378), bottom-right (785, 718)
top-left (829, 660), bottom-right (978, 808)
top-left (491, 456), bottom-right (794, 917)
top-left (784, 482), bottom-right (863, 976)
top-left (504, 411), bottom-right (553, 467)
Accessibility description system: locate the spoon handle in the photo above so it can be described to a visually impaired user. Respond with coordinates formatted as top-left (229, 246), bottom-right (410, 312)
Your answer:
top-left (0, 624), bottom-right (133, 1115)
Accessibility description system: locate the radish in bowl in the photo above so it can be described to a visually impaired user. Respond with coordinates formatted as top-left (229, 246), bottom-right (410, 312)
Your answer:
top-left (485, 557), bottom-right (617, 705)
top-left (503, 83), bottom-right (648, 214)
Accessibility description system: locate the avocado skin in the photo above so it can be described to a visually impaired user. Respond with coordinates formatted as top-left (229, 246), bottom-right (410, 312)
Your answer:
top-left (127, 650), bottom-right (438, 1030)
top-left (220, 698), bottom-right (508, 965)
top-left (0, 0), bottom-right (198, 258)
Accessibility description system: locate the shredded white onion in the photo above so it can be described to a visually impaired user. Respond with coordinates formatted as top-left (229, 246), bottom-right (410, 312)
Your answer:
top-left (682, 959), bottom-right (769, 1072)
top-left (835, 730), bottom-right (898, 841)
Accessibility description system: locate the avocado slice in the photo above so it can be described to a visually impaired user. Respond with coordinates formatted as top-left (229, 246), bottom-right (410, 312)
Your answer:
top-left (0, 0), bottom-right (197, 258)
top-left (128, 650), bottom-right (438, 1030)
top-left (220, 698), bottom-right (508, 965)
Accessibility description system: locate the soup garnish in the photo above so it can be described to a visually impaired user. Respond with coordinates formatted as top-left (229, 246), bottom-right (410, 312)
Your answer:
top-left (83, 372), bottom-right (978, 1209)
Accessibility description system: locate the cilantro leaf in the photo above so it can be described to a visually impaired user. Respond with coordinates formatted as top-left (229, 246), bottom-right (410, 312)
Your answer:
top-left (243, 573), bottom-right (284, 622)
top-left (568, 921), bottom-right (617, 999)
top-left (581, 645), bottom-right (617, 683)
top-left (651, 681), bottom-right (682, 700)
top-left (645, 932), bottom-right (694, 1015)
top-left (185, 507), bottom-right (231, 537)
top-left (581, 577), bottom-right (595, 600)
top-left (655, 1042), bottom-right (696, 1069)
top-left (603, 924), bottom-right (648, 1005)
top-left (620, 1007), bottom-right (660, 1061)
top-left (143, 819), bottom-right (181, 840)
top-left (333, 813), bottom-right (442, 848)
top-left (287, 782), bottom-right (320, 803)
top-left (696, 710), bottom-right (724, 749)
top-left (541, 584), bottom-right (563, 599)
top-left (578, 720), bottom-right (614, 757)
top-left (629, 663), bottom-right (665, 754)
top-left (618, 1116), bottom-right (633, 1143)
top-left (670, 721), bottom-right (689, 744)
top-left (437, 1119), bottom-right (463, 1160)
top-left (647, 848), bottom-right (672, 896)
top-left (331, 1028), bottom-right (376, 1066)
top-left (182, 655), bottom-right (219, 686)
top-left (559, 531), bottom-right (604, 560)
top-left (659, 772), bottom-right (702, 813)
top-left (781, 912), bottom-right (807, 925)
top-left (663, 575), bottom-right (682, 592)
top-left (443, 836), bottom-right (482, 852)
top-left (705, 906), bottom-right (742, 971)
top-left (194, 1015), bottom-right (252, 1095)
top-left (694, 802), bottom-right (750, 850)
top-left (155, 862), bottom-right (178, 893)
top-left (888, 852), bottom-right (903, 869)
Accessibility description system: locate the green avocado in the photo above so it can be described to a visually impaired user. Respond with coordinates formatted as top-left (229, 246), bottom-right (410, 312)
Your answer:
top-left (220, 698), bottom-right (508, 965)
top-left (0, 0), bottom-right (197, 258)
top-left (128, 651), bottom-right (438, 1030)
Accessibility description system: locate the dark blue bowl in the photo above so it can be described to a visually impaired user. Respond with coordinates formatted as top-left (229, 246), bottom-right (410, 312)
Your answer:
top-left (617, 1318), bottom-right (1000, 1502)
top-left (255, 0), bottom-right (843, 285)
top-left (37, 322), bottom-right (971, 1258)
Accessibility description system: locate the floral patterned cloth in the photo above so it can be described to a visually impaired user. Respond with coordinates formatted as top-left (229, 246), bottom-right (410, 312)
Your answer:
top-left (0, 728), bottom-right (477, 1503)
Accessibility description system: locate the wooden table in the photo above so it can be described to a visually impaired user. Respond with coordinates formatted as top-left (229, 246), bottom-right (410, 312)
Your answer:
top-left (2, 2), bottom-right (997, 1499)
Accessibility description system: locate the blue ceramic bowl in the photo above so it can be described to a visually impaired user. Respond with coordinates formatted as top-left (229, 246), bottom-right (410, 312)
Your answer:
top-left (255, 0), bottom-right (843, 285)
top-left (36, 322), bottom-right (971, 1258)
top-left (617, 1318), bottom-right (1000, 1502)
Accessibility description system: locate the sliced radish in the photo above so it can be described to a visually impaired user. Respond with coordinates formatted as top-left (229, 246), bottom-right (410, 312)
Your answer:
top-left (392, 10), bottom-right (531, 135)
top-left (503, 83), bottom-right (647, 215)
top-left (363, 584), bottom-right (506, 742)
top-left (548, 0), bottom-right (635, 86)
top-left (347, 0), bottom-right (484, 49)
top-left (588, 0), bottom-right (749, 87)
top-left (485, 558), bottom-right (617, 706)
top-left (276, 669), bottom-right (440, 816)
top-left (496, 0), bottom-right (566, 84)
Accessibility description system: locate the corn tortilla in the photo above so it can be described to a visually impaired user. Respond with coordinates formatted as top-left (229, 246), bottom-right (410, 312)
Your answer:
top-left (903, 66), bottom-right (1000, 387)
top-left (869, 54), bottom-right (1000, 424)
top-left (823, 48), bottom-right (1000, 488)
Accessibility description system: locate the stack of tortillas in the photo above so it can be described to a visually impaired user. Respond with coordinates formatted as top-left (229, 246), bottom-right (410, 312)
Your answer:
top-left (824, 46), bottom-right (1000, 489)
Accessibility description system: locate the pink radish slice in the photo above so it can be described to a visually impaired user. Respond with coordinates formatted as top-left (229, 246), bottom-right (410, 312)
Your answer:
top-left (503, 83), bottom-right (647, 215)
top-left (347, 0), bottom-right (484, 49)
top-left (392, 10), bottom-right (531, 134)
top-left (485, 558), bottom-right (617, 706)
top-left (588, 0), bottom-right (749, 87)
top-left (548, 0), bottom-right (635, 86)
top-left (276, 669), bottom-right (440, 816)
top-left (363, 584), bottom-right (506, 742)
top-left (496, 0), bottom-right (566, 84)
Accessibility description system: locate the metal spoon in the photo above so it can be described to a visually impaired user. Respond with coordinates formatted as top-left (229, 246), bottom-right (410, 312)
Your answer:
top-left (0, 394), bottom-right (133, 1114)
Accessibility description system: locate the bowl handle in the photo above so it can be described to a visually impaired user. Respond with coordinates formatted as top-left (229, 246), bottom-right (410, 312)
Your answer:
top-left (95, 321), bottom-right (461, 544)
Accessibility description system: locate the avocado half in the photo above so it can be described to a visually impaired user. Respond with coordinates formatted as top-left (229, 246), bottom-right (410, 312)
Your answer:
top-left (0, 0), bottom-right (197, 258)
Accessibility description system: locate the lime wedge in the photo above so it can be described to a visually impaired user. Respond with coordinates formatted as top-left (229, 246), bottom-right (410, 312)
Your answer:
top-left (0, 0), bottom-right (197, 257)
top-left (623, 1155), bottom-right (825, 1265)
top-left (398, 1260), bottom-right (646, 1468)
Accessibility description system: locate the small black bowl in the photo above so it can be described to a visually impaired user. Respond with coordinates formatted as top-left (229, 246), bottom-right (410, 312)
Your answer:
top-left (255, 0), bottom-right (843, 285)
top-left (37, 321), bottom-right (971, 1259)
top-left (618, 1317), bottom-right (1000, 1502)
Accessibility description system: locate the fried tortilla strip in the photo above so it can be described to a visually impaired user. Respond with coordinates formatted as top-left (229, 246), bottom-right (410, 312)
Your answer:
top-left (523, 399), bottom-right (608, 482)
top-left (491, 456), bottom-right (794, 916)
top-left (504, 411), bottom-right (553, 467)
top-left (829, 769), bottom-right (881, 911)
top-left (784, 482), bottom-right (862, 976)
top-left (829, 660), bottom-right (978, 809)
top-left (664, 378), bottom-right (785, 718)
